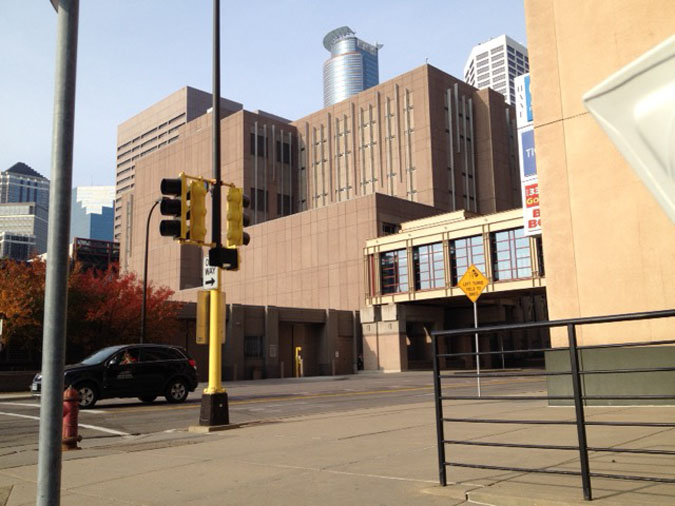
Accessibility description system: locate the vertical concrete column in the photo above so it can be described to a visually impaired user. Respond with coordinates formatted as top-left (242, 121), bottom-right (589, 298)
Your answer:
top-left (376, 320), bottom-right (408, 372)
top-left (226, 304), bottom-right (245, 381)
top-left (264, 306), bottom-right (279, 379)
top-left (352, 310), bottom-right (361, 373)
top-left (320, 309), bottom-right (338, 376)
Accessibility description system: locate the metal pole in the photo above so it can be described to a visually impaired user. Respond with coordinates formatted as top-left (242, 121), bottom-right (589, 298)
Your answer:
top-left (211, 0), bottom-right (221, 248)
top-left (474, 301), bottom-right (481, 397)
top-left (568, 323), bottom-right (592, 501)
top-left (141, 199), bottom-right (161, 344)
top-left (431, 331), bottom-right (447, 486)
top-left (37, 1), bottom-right (79, 505)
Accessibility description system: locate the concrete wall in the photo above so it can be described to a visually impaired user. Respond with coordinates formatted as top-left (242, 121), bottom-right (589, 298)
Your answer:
top-left (524, 0), bottom-right (675, 346)
top-left (546, 346), bottom-right (675, 406)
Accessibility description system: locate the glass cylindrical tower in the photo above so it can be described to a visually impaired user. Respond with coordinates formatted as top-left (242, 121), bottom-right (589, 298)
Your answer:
top-left (323, 26), bottom-right (382, 107)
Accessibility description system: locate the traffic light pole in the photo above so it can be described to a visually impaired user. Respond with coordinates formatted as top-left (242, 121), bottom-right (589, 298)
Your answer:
top-left (199, 0), bottom-right (229, 427)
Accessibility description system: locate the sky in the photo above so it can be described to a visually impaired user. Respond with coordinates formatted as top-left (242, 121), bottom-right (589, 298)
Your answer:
top-left (0, 1), bottom-right (527, 188)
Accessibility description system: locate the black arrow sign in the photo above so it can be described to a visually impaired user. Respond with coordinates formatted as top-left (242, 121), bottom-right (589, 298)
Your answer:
top-left (205, 278), bottom-right (215, 286)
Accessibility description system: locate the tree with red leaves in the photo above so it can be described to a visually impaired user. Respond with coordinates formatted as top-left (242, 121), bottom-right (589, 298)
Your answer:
top-left (0, 259), bottom-right (183, 363)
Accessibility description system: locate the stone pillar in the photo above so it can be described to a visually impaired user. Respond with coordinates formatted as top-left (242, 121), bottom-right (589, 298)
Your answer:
top-left (360, 305), bottom-right (379, 371)
top-left (226, 304), bottom-right (245, 381)
top-left (376, 319), bottom-right (407, 372)
top-left (319, 309), bottom-right (338, 376)
top-left (264, 306), bottom-right (279, 379)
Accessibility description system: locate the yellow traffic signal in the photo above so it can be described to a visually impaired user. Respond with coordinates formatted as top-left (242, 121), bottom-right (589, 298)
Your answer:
top-left (189, 180), bottom-right (208, 243)
top-left (225, 186), bottom-right (250, 248)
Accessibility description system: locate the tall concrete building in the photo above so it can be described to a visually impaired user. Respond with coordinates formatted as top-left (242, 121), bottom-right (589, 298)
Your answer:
top-left (70, 186), bottom-right (115, 243)
top-left (114, 86), bottom-right (242, 241)
top-left (323, 26), bottom-right (382, 107)
top-left (463, 34), bottom-right (529, 105)
top-left (0, 162), bottom-right (50, 260)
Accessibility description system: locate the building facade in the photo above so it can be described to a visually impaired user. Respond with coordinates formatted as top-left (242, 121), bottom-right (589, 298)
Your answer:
top-left (464, 34), bottom-right (529, 105)
top-left (295, 64), bottom-right (521, 216)
top-left (362, 208), bottom-right (547, 371)
top-left (0, 163), bottom-right (50, 260)
top-left (119, 62), bottom-right (526, 377)
top-left (323, 26), bottom-right (382, 107)
top-left (70, 186), bottom-right (115, 243)
top-left (523, 0), bottom-right (675, 401)
top-left (114, 87), bottom-right (242, 241)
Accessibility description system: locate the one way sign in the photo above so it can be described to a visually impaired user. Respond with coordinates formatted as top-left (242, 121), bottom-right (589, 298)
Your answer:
top-left (203, 257), bottom-right (219, 290)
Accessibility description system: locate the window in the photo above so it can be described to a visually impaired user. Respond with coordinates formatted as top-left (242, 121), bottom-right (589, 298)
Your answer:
top-left (491, 228), bottom-right (532, 281)
top-left (142, 347), bottom-right (182, 362)
top-left (244, 336), bottom-right (264, 358)
top-left (413, 243), bottom-right (444, 290)
top-left (380, 249), bottom-right (409, 294)
top-left (250, 188), bottom-right (268, 212)
top-left (275, 141), bottom-right (291, 163)
top-left (450, 235), bottom-right (485, 285)
top-left (276, 193), bottom-right (292, 215)
top-left (381, 222), bottom-right (400, 235)
top-left (249, 133), bottom-right (267, 156)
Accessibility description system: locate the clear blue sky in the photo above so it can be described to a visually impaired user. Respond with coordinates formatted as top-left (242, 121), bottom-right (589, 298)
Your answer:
top-left (0, 1), bottom-right (527, 188)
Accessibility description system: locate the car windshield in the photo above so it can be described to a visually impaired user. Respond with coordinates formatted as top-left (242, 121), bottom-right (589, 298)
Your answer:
top-left (79, 346), bottom-right (125, 365)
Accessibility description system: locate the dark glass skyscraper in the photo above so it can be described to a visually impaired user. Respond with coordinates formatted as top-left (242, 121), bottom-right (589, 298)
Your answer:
top-left (323, 26), bottom-right (382, 107)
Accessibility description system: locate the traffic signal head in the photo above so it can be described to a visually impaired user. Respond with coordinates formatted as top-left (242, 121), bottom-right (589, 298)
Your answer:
top-left (189, 180), bottom-right (208, 243)
top-left (159, 174), bottom-right (187, 240)
top-left (225, 186), bottom-right (250, 248)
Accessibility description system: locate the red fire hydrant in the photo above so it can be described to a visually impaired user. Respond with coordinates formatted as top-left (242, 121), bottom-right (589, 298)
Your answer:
top-left (62, 386), bottom-right (82, 451)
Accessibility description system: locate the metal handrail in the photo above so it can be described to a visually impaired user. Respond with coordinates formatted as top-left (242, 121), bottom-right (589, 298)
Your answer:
top-left (432, 308), bottom-right (675, 501)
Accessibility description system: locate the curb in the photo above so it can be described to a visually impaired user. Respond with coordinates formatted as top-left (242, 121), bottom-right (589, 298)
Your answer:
top-left (0, 393), bottom-right (33, 402)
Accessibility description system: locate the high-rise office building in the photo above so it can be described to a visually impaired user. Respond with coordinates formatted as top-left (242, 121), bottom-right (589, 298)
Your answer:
top-left (0, 162), bottom-right (50, 260)
top-left (323, 26), bottom-right (382, 107)
top-left (463, 34), bottom-right (529, 104)
top-left (70, 186), bottom-right (115, 243)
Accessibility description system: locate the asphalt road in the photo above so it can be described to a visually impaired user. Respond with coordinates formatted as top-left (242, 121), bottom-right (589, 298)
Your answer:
top-left (0, 371), bottom-right (546, 461)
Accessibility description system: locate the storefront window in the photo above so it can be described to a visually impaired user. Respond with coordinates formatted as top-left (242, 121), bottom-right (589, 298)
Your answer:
top-left (450, 235), bottom-right (486, 284)
top-left (491, 228), bottom-right (532, 280)
top-left (380, 249), bottom-right (409, 294)
top-left (413, 243), bottom-right (444, 290)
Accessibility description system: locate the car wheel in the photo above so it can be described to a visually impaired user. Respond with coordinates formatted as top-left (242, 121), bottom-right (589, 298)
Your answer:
top-left (138, 396), bottom-right (157, 404)
top-left (165, 378), bottom-right (188, 403)
top-left (76, 382), bottom-right (98, 409)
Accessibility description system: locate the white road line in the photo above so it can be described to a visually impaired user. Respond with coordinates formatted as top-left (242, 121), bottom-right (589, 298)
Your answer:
top-left (0, 402), bottom-right (105, 414)
top-left (77, 423), bottom-right (130, 436)
top-left (0, 411), bottom-right (129, 436)
top-left (0, 411), bottom-right (41, 422)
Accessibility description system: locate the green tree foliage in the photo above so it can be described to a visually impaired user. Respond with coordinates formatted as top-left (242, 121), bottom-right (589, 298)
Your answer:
top-left (0, 259), bottom-right (183, 362)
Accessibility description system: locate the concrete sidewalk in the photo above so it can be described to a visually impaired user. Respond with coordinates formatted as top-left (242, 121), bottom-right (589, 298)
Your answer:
top-left (0, 399), bottom-right (673, 505)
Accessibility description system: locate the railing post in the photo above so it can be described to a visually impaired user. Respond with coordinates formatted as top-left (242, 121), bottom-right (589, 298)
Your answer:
top-left (568, 323), bottom-right (592, 501)
top-left (431, 331), bottom-right (447, 486)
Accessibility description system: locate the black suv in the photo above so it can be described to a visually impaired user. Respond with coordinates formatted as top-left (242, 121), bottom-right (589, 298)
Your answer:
top-left (31, 344), bottom-right (199, 408)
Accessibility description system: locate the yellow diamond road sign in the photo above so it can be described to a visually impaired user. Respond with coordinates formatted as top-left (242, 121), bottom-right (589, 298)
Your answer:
top-left (457, 265), bottom-right (489, 302)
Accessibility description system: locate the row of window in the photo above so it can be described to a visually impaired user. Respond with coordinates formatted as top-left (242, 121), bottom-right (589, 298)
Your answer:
top-left (249, 133), bottom-right (292, 164)
top-left (377, 227), bottom-right (543, 295)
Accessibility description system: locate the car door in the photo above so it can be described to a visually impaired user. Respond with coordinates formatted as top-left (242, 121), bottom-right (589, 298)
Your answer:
top-left (138, 347), bottom-right (181, 395)
top-left (103, 347), bottom-right (141, 397)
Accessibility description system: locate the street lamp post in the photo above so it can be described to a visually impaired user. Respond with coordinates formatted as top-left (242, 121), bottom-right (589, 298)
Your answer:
top-left (141, 198), bottom-right (162, 344)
